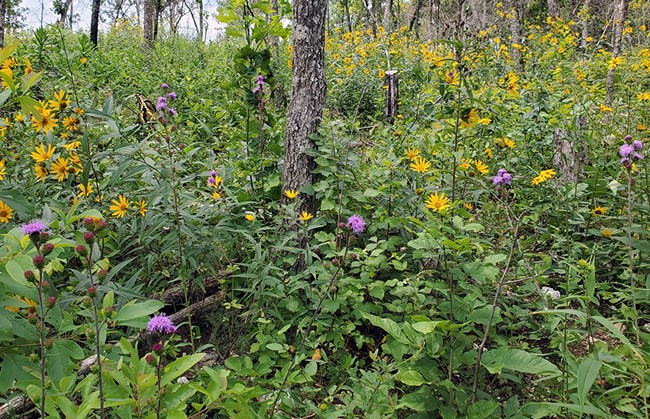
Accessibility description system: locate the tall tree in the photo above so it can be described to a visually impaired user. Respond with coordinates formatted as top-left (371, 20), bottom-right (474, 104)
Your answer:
top-left (143, 0), bottom-right (154, 47)
top-left (605, 0), bottom-right (628, 105)
top-left (0, 0), bottom-right (6, 48)
top-left (282, 0), bottom-right (327, 215)
top-left (90, 0), bottom-right (101, 45)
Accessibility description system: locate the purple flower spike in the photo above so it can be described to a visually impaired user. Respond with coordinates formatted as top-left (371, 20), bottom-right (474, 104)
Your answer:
top-left (257, 74), bottom-right (264, 85)
top-left (633, 153), bottom-right (643, 160)
top-left (168, 92), bottom-right (177, 100)
top-left (208, 177), bottom-right (215, 185)
top-left (161, 83), bottom-right (169, 89)
top-left (168, 108), bottom-right (177, 116)
top-left (492, 176), bottom-right (502, 185)
top-left (22, 221), bottom-right (48, 236)
top-left (147, 313), bottom-right (176, 334)
top-left (620, 143), bottom-right (634, 158)
top-left (156, 96), bottom-right (167, 111)
top-left (633, 140), bottom-right (643, 150)
top-left (502, 173), bottom-right (512, 184)
top-left (210, 170), bottom-right (217, 177)
top-left (347, 215), bottom-right (366, 234)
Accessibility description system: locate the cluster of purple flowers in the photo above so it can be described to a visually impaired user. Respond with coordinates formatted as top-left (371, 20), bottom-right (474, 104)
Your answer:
top-left (157, 83), bottom-right (177, 116)
top-left (253, 74), bottom-right (264, 93)
top-left (347, 215), bottom-right (366, 234)
top-left (492, 168), bottom-right (512, 186)
top-left (22, 221), bottom-right (48, 236)
top-left (619, 135), bottom-right (643, 169)
top-left (147, 313), bottom-right (176, 334)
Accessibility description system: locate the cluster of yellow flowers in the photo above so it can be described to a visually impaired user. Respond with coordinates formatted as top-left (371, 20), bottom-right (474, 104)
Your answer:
top-left (531, 169), bottom-right (557, 185)
top-left (109, 195), bottom-right (147, 218)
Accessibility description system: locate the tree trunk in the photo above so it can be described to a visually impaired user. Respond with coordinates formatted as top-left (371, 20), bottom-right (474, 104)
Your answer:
top-left (580, 0), bottom-right (590, 49)
top-left (198, 0), bottom-right (204, 41)
top-left (56, 0), bottom-right (73, 27)
top-left (605, 0), bottom-right (628, 106)
top-left (143, 0), bottom-right (154, 47)
top-left (343, 0), bottom-right (352, 33)
top-left (384, 70), bottom-right (398, 124)
top-left (90, 0), bottom-right (101, 45)
top-left (282, 0), bottom-right (327, 215)
top-left (383, 0), bottom-right (393, 32)
top-left (408, 0), bottom-right (423, 34)
top-left (0, 0), bottom-right (6, 48)
top-left (547, 0), bottom-right (560, 17)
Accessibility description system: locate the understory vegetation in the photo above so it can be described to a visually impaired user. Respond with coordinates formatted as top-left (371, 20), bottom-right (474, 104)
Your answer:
top-left (0, 1), bottom-right (649, 417)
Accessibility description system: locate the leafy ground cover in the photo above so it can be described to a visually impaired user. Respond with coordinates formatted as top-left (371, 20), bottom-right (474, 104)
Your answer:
top-left (0, 5), bottom-right (649, 419)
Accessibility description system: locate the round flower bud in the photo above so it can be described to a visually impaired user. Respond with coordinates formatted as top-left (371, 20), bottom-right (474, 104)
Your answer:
top-left (42, 243), bottom-right (54, 256)
top-left (87, 286), bottom-right (97, 297)
top-left (145, 353), bottom-right (156, 364)
top-left (83, 231), bottom-right (95, 244)
top-left (152, 342), bottom-right (163, 353)
top-left (97, 269), bottom-right (108, 279)
top-left (44, 339), bottom-right (53, 349)
top-left (332, 258), bottom-right (339, 266)
top-left (76, 244), bottom-right (88, 256)
top-left (27, 312), bottom-right (37, 324)
top-left (33, 255), bottom-right (45, 269)
top-left (40, 231), bottom-right (51, 242)
top-left (24, 270), bottom-right (35, 280)
top-left (46, 296), bottom-right (57, 308)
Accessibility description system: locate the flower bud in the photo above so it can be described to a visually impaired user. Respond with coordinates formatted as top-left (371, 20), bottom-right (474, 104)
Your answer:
top-left (96, 219), bottom-right (108, 231)
top-left (33, 255), bottom-right (45, 269)
top-left (97, 269), bottom-right (108, 279)
top-left (27, 312), bottom-right (37, 324)
top-left (76, 244), bottom-right (88, 256)
top-left (42, 243), bottom-right (54, 256)
top-left (46, 296), bottom-right (57, 308)
top-left (104, 306), bottom-right (115, 316)
top-left (24, 270), bottom-right (35, 280)
top-left (40, 231), bottom-right (50, 242)
top-left (332, 258), bottom-right (339, 266)
top-left (87, 286), bottom-right (97, 297)
top-left (152, 342), bottom-right (163, 353)
top-left (44, 339), bottom-right (53, 349)
top-left (82, 296), bottom-right (92, 306)
top-left (145, 353), bottom-right (156, 364)
top-left (83, 231), bottom-right (95, 244)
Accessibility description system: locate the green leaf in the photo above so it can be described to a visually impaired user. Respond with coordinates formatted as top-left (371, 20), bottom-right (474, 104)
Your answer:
top-left (361, 312), bottom-right (411, 344)
top-left (481, 347), bottom-right (560, 375)
top-left (577, 358), bottom-right (602, 408)
top-left (396, 369), bottom-right (426, 386)
top-left (304, 361), bottom-right (317, 377)
top-left (520, 402), bottom-right (607, 418)
top-left (113, 300), bottom-right (165, 327)
top-left (466, 400), bottom-right (499, 418)
top-left (412, 320), bottom-right (449, 334)
top-left (47, 339), bottom-right (85, 381)
top-left (590, 315), bottom-right (645, 365)
top-left (398, 388), bottom-right (438, 411)
top-left (160, 353), bottom-right (205, 387)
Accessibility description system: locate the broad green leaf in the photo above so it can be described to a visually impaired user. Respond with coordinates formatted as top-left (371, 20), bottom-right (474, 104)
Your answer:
top-left (47, 339), bottom-right (85, 381)
top-left (113, 300), bottom-right (165, 326)
top-left (520, 402), bottom-right (607, 418)
top-left (160, 353), bottom-right (205, 387)
top-left (396, 369), bottom-right (426, 386)
top-left (577, 358), bottom-right (602, 408)
top-left (412, 320), bottom-right (449, 334)
top-left (591, 315), bottom-right (645, 365)
top-left (361, 312), bottom-right (411, 344)
top-left (481, 347), bottom-right (560, 375)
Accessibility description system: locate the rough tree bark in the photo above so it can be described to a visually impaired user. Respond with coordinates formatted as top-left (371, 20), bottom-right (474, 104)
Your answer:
top-left (143, 0), bottom-right (154, 47)
top-left (605, 0), bottom-right (628, 106)
top-left (282, 0), bottom-right (327, 215)
top-left (580, 0), bottom-right (590, 49)
top-left (547, 0), bottom-right (560, 17)
top-left (90, 0), bottom-right (101, 45)
top-left (0, 0), bottom-right (6, 48)
top-left (383, 0), bottom-right (394, 32)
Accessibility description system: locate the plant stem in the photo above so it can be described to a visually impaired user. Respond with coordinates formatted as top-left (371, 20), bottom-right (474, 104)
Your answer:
top-left (36, 250), bottom-right (46, 418)
top-left (471, 215), bottom-right (520, 402)
top-left (86, 254), bottom-right (105, 417)
top-left (626, 173), bottom-right (641, 345)
top-left (156, 355), bottom-right (163, 419)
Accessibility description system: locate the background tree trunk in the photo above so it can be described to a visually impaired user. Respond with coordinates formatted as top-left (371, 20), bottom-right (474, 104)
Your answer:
top-left (0, 0), bottom-right (6, 48)
top-left (383, 0), bottom-right (393, 31)
top-left (282, 0), bottom-right (327, 215)
top-left (90, 0), bottom-right (101, 45)
top-left (547, 0), bottom-right (560, 17)
top-left (605, 0), bottom-right (628, 106)
top-left (143, 0), bottom-right (154, 47)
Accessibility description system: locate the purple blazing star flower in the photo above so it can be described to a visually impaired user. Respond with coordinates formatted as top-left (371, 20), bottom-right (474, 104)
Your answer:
top-left (156, 96), bottom-right (167, 111)
top-left (347, 215), bottom-right (366, 234)
top-left (168, 92), bottom-right (177, 100)
top-left (147, 313), bottom-right (176, 334)
top-left (493, 168), bottom-right (512, 186)
top-left (22, 221), bottom-right (48, 236)
top-left (257, 74), bottom-right (264, 85)
top-left (161, 83), bottom-right (169, 89)
top-left (633, 153), bottom-right (643, 160)
top-left (208, 176), bottom-right (216, 185)
top-left (620, 143), bottom-right (634, 158)
top-left (168, 108), bottom-right (177, 116)
top-left (633, 140), bottom-right (643, 150)
top-left (210, 170), bottom-right (217, 177)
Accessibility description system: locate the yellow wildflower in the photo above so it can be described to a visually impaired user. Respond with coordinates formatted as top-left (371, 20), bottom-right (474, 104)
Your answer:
top-left (0, 200), bottom-right (13, 223)
top-left (110, 195), bottom-right (129, 218)
top-left (298, 211), bottom-right (314, 222)
top-left (78, 182), bottom-right (94, 197)
top-left (0, 159), bottom-right (4, 181)
top-left (49, 90), bottom-right (71, 111)
top-left (284, 190), bottom-right (299, 199)
top-left (425, 192), bottom-right (450, 212)
top-left (136, 200), bottom-right (148, 216)
top-left (244, 213), bottom-right (255, 222)
top-left (50, 157), bottom-right (70, 182)
top-left (34, 164), bottom-right (48, 182)
top-left (475, 160), bottom-right (489, 175)
top-left (31, 144), bottom-right (55, 162)
top-left (404, 147), bottom-right (421, 160)
top-left (409, 156), bottom-right (431, 173)
top-left (591, 206), bottom-right (606, 215)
